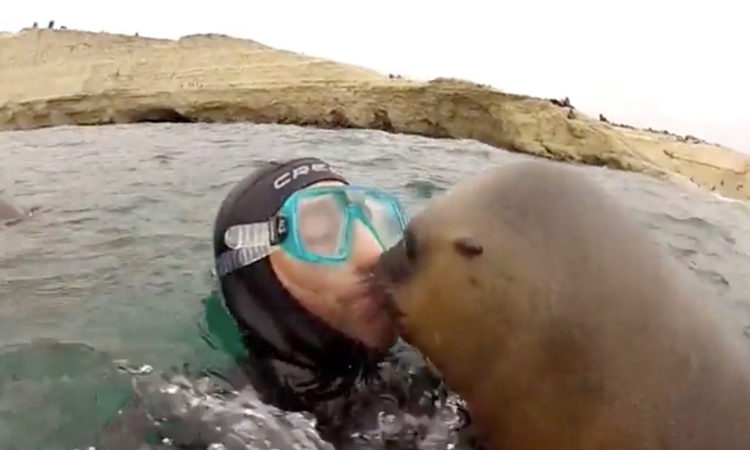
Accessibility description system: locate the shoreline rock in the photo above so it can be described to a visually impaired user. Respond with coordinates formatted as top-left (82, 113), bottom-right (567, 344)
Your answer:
top-left (1, 28), bottom-right (748, 201)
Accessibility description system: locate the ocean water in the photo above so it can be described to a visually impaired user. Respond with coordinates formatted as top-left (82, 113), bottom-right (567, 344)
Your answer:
top-left (1, 123), bottom-right (749, 449)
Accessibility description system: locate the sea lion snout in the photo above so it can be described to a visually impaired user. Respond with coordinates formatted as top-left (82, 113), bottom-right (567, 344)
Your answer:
top-left (375, 227), bottom-right (419, 284)
top-left (368, 227), bottom-right (421, 321)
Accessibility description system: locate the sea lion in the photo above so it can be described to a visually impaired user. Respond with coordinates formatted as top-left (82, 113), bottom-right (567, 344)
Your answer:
top-left (372, 159), bottom-right (750, 450)
top-left (0, 196), bottom-right (25, 223)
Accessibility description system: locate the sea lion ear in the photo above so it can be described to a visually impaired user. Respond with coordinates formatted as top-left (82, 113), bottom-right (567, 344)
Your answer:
top-left (452, 236), bottom-right (484, 258)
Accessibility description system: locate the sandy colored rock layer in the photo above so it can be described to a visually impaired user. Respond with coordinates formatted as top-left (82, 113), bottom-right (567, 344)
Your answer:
top-left (1, 29), bottom-right (748, 200)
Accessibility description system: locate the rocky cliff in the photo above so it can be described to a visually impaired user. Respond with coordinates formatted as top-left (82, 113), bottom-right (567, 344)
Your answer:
top-left (1, 28), bottom-right (748, 200)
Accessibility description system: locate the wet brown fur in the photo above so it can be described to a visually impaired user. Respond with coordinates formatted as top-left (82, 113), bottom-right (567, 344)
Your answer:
top-left (374, 160), bottom-right (750, 450)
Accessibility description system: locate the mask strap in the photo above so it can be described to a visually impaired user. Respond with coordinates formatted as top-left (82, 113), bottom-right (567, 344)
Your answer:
top-left (215, 246), bottom-right (273, 277)
top-left (215, 217), bottom-right (286, 277)
top-left (225, 221), bottom-right (275, 249)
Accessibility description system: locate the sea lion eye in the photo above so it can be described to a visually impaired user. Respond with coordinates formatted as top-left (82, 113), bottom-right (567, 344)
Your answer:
top-left (453, 236), bottom-right (484, 258)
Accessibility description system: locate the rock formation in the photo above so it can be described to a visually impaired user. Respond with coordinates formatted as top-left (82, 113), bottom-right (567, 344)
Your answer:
top-left (1, 28), bottom-right (748, 200)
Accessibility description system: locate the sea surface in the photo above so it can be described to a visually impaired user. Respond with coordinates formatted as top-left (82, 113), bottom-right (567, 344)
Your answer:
top-left (1, 123), bottom-right (750, 449)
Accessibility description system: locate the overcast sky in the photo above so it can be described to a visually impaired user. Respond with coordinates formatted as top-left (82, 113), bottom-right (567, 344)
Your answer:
top-left (3, 0), bottom-right (748, 152)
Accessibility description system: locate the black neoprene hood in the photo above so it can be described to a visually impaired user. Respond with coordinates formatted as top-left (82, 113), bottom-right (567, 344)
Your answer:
top-left (212, 157), bottom-right (380, 383)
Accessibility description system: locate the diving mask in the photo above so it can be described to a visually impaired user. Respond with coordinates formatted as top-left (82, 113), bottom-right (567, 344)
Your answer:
top-left (215, 185), bottom-right (408, 277)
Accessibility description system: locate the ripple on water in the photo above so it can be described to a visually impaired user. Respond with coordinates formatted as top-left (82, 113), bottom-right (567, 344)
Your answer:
top-left (405, 179), bottom-right (447, 199)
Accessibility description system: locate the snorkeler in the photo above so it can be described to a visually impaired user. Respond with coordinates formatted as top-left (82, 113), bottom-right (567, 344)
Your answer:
top-left (99, 157), bottom-right (478, 450)
top-left (210, 157), bottom-right (479, 448)
top-left (211, 156), bottom-right (402, 406)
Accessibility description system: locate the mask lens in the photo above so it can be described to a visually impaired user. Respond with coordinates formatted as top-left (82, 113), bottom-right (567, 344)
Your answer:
top-left (287, 186), bottom-right (406, 263)
top-left (361, 196), bottom-right (404, 250)
top-left (295, 193), bottom-right (346, 257)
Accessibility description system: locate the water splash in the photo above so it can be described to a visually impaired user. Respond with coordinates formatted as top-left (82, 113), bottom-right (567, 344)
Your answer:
top-left (417, 394), bottom-right (470, 450)
top-left (132, 372), bottom-right (335, 450)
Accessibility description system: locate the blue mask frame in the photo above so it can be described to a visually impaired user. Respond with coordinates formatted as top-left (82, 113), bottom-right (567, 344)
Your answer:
top-left (215, 185), bottom-right (409, 277)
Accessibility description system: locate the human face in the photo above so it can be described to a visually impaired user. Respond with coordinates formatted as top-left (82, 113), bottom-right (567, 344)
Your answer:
top-left (269, 181), bottom-right (398, 351)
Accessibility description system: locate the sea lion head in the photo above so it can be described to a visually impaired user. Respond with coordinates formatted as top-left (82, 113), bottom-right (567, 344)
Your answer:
top-left (371, 162), bottom-right (567, 384)
top-left (0, 195), bottom-right (28, 225)
top-left (370, 160), bottom-right (639, 449)
top-left (371, 159), bottom-right (646, 394)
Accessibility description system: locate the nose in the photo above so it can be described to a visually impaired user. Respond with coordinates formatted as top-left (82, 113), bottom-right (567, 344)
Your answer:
top-left (349, 221), bottom-right (384, 272)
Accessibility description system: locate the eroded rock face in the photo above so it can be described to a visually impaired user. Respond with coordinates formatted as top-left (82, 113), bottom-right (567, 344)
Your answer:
top-left (1, 28), bottom-right (748, 201)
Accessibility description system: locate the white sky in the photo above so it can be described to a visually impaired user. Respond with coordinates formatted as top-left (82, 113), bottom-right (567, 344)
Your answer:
top-left (3, 0), bottom-right (749, 152)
